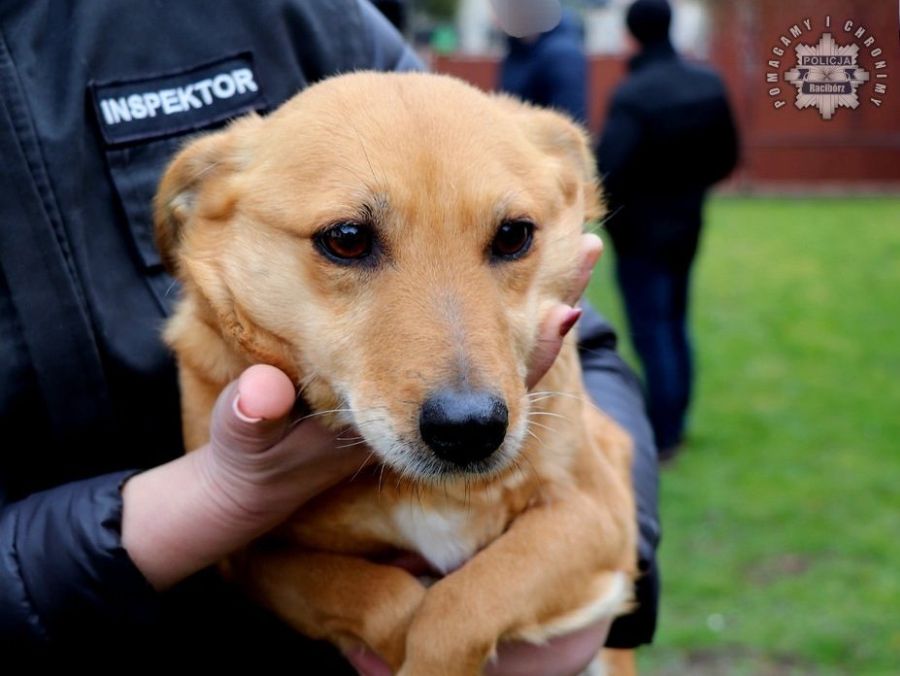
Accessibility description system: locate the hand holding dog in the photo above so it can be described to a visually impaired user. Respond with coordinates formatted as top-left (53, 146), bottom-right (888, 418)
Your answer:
top-left (527, 233), bottom-right (603, 388)
top-left (123, 233), bottom-right (602, 592)
top-left (121, 364), bottom-right (369, 590)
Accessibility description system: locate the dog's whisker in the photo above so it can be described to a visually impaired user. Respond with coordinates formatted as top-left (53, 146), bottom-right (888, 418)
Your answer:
top-left (527, 419), bottom-right (558, 435)
top-left (529, 385), bottom-right (610, 416)
top-left (337, 439), bottom-right (370, 450)
top-left (527, 390), bottom-right (582, 401)
top-left (529, 410), bottom-right (572, 422)
top-left (526, 394), bottom-right (568, 405)
top-left (525, 428), bottom-right (542, 443)
top-left (528, 390), bottom-right (584, 401)
top-left (350, 451), bottom-right (378, 482)
top-left (377, 462), bottom-right (386, 499)
top-left (519, 453), bottom-right (544, 493)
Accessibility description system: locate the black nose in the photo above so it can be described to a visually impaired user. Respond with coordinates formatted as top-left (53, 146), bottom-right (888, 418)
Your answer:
top-left (419, 390), bottom-right (509, 466)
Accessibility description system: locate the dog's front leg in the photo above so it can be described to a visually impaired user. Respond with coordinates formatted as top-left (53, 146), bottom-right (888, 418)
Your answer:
top-left (237, 548), bottom-right (427, 671)
top-left (399, 493), bottom-right (631, 676)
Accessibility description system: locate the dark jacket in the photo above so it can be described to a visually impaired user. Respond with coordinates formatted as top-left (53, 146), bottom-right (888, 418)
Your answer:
top-left (597, 41), bottom-right (739, 263)
top-left (499, 10), bottom-right (588, 124)
top-left (0, 0), bottom-right (658, 660)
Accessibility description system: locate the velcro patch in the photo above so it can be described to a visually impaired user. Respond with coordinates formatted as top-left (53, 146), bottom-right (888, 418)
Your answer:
top-left (89, 52), bottom-right (266, 145)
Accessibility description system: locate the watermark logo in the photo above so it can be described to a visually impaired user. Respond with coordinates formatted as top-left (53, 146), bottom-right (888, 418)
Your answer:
top-left (784, 33), bottom-right (869, 120)
top-left (766, 17), bottom-right (888, 120)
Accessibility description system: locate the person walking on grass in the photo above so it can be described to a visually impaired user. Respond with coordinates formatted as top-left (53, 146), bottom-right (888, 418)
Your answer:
top-left (597, 0), bottom-right (739, 461)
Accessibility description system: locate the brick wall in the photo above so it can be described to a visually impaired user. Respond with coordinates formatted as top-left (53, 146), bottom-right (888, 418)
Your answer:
top-left (432, 0), bottom-right (900, 188)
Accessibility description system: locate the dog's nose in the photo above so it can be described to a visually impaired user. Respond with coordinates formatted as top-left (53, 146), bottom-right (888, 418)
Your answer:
top-left (419, 390), bottom-right (509, 466)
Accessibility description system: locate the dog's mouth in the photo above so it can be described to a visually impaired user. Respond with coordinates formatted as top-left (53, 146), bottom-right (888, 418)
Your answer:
top-left (341, 386), bottom-right (529, 481)
top-left (358, 418), bottom-right (528, 483)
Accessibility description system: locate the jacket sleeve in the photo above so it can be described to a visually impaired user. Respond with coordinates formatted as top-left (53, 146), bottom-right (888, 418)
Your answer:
top-left (0, 472), bottom-right (158, 644)
top-left (576, 303), bottom-right (660, 647)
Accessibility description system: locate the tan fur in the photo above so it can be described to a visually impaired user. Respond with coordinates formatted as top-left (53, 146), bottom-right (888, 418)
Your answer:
top-left (155, 72), bottom-right (637, 674)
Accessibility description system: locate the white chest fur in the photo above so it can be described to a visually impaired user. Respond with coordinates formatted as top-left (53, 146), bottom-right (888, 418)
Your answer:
top-left (391, 503), bottom-right (479, 575)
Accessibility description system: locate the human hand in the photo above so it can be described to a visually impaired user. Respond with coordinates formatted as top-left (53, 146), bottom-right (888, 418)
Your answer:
top-left (526, 233), bottom-right (603, 388)
top-left (196, 364), bottom-right (370, 526)
top-left (484, 619), bottom-right (612, 676)
top-left (122, 364), bottom-right (368, 590)
top-left (347, 618), bottom-right (611, 676)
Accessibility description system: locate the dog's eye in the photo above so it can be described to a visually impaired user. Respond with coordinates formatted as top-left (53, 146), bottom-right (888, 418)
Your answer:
top-left (316, 223), bottom-right (374, 262)
top-left (491, 220), bottom-right (534, 261)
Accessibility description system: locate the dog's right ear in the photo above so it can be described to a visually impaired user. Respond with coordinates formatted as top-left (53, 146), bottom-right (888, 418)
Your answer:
top-left (154, 114), bottom-right (260, 274)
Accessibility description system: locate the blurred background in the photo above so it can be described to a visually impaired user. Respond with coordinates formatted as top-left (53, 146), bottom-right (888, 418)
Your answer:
top-left (385, 1), bottom-right (900, 673)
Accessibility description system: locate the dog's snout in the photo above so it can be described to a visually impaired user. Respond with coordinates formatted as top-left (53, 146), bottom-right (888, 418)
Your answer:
top-left (419, 390), bottom-right (509, 466)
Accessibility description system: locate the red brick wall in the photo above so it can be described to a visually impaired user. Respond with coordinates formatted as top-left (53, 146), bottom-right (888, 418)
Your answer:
top-left (432, 0), bottom-right (900, 188)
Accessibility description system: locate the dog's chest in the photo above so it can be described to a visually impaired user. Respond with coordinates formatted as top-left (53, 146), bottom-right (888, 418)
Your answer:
top-left (390, 502), bottom-right (504, 575)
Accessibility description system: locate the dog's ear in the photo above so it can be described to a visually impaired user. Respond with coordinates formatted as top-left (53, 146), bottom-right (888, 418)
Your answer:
top-left (496, 96), bottom-right (603, 222)
top-left (153, 114), bottom-right (261, 274)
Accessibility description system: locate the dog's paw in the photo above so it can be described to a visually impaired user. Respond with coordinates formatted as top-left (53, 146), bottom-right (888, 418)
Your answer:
top-left (400, 605), bottom-right (494, 676)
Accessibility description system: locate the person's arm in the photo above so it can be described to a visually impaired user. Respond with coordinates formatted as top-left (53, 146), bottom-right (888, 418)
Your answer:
top-left (0, 366), bottom-right (368, 644)
top-left (539, 45), bottom-right (589, 125)
top-left (577, 303), bottom-right (660, 647)
top-left (0, 472), bottom-right (159, 644)
top-left (354, 0), bottom-right (423, 72)
top-left (596, 94), bottom-right (643, 202)
top-left (120, 366), bottom-right (369, 591)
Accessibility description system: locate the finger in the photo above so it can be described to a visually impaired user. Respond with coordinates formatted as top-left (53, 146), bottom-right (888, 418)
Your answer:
top-left (235, 364), bottom-right (297, 421)
top-left (564, 233), bottom-right (603, 307)
top-left (486, 618), bottom-right (612, 676)
top-left (345, 648), bottom-right (392, 676)
top-left (210, 365), bottom-right (296, 454)
top-left (526, 305), bottom-right (582, 389)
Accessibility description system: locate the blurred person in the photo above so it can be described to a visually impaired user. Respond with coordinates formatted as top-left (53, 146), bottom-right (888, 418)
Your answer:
top-left (0, 0), bottom-right (659, 667)
top-left (597, 0), bottom-right (739, 461)
top-left (498, 5), bottom-right (588, 124)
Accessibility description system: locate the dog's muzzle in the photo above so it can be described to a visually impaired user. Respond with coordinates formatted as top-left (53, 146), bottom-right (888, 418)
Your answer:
top-left (418, 389), bottom-right (509, 466)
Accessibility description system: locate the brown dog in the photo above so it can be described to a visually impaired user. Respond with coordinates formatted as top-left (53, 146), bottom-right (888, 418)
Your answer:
top-left (154, 72), bottom-right (636, 675)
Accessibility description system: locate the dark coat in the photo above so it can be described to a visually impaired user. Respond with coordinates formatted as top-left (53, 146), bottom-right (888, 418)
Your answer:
top-left (597, 41), bottom-right (739, 264)
top-left (0, 0), bottom-right (658, 660)
top-left (499, 11), bottom-right (588, 124)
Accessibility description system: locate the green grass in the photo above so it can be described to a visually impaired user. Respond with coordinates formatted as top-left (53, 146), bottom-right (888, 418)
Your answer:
top-left (586, 197), bottom-right (900, 675)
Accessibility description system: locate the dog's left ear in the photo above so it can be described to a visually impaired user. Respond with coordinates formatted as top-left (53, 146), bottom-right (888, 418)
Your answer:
top-left (154, 114), bottom-right (262, 275)
top-left (497, 96), bottom-right (603, 221)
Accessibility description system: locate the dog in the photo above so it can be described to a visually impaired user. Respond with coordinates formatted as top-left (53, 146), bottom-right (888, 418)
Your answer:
top-left (154, 71), bottom-right (637, 675)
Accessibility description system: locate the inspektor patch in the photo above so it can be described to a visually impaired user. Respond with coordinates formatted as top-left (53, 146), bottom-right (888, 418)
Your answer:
top-left (89, 53), bottom-right (266, 145)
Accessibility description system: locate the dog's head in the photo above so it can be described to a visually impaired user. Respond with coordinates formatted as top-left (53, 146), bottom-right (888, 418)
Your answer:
top-left (156, 72), bottom-right (600, 480)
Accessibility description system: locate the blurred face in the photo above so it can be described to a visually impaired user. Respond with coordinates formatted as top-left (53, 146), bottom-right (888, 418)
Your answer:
top-left (625, 31), bottom-right (641, 56)
top-left (490, 0), bottom-right (561, 38)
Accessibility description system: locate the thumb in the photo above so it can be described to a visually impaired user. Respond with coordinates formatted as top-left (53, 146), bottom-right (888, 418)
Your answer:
top-left (527, 305), bottom-right (582, 389)
top-left (209, 364), bottom-right (297, 455)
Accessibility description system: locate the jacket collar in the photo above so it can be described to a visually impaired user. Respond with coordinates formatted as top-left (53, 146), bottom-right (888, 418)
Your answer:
top-left (628, 39), bottom-right (677, 72)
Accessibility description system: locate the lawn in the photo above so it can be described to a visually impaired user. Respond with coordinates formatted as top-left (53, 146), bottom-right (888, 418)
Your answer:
top-left (586, 196), bottom-right (900, 675)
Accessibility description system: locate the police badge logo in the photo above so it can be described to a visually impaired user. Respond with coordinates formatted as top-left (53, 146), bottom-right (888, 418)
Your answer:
top-left (784, 33), bottom-right (869, 120)
top-left (766, 17), bottom-right (889, 120)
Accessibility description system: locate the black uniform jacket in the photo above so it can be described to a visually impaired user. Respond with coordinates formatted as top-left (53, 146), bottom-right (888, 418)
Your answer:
top-left (597, 41), bottom-right (739, 264)
top-left (0, 0), bottom-right (659, 663)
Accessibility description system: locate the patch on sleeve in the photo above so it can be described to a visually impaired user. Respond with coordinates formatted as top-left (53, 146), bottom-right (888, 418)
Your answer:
top-left (89, 52), bottom-right (266, 146)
